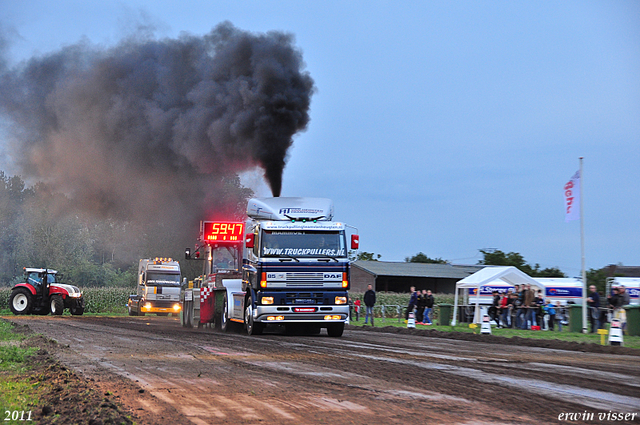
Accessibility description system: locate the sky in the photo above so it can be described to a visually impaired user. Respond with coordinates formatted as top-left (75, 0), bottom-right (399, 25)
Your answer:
top-left (1, 1), bottom-right (638, 277)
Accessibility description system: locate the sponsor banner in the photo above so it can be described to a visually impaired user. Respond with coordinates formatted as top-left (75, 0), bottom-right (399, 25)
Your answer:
top-left (147, 264), bottom-right (180, 272)
top-left (467, 286), bottom-right (513, 296)
top-left (279, 207), bottom-right (324, 215)
top-left (564, 170), bottom-right (580, 222)
top-left (546, 287), bottom-right (582, 298)
top-left (467, 285), bottom-right (583, 298)
top-left (263, 248), bottom-right (345, 256)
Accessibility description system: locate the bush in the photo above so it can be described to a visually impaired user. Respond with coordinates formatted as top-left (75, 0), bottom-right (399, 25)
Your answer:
top-left (349, 292), bottom-right (455, 319)
top-left (0, 288), bottom-right (10, 313)
top-left (80, 287), bottom-right (133, 314)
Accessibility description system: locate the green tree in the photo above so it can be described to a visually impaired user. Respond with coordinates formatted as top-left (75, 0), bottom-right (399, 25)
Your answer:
top-left (404, 252), bottom-right (447, 264)
top-left (586, 268), bottom-right (607, 295)
top-left (478, 249), bottom-right (565, 277)
top-left (351, 251), bottom-right (381, 261)
top-left (0, 172), bottom-right (34, 282)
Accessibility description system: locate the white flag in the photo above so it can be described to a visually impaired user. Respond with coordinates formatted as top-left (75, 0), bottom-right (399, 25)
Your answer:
top-left (564, 170), bottom-right (580, 222)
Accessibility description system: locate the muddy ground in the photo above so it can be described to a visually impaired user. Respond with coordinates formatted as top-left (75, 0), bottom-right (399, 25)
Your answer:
top-left (4, 315), bottom-right (640, 425)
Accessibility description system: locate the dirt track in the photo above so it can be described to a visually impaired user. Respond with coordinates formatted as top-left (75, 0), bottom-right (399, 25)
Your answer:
top-left (6, 315), bottom-right (640, 424)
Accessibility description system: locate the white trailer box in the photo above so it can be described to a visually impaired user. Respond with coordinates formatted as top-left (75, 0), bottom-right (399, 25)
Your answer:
top-left (534, 278), bottom-right (583, 305)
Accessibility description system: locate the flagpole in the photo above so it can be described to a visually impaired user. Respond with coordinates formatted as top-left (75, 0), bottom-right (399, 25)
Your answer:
top-left (580, 157), bottom-right (587, 333)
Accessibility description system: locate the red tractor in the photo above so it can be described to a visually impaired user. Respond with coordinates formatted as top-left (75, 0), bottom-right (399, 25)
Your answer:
top-left (9, 268), bottom-right (85, 316)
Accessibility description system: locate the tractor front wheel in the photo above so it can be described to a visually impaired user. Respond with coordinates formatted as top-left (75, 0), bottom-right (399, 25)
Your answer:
top-left (50, 296), bottom-right (64, 316)
top-left (70, 306), bottom-right (84, 316)
top-left (9, 288), bottom-right (33, 315)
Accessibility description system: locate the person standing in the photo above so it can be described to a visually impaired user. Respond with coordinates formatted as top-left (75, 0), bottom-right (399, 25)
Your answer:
top-left (353, 298), bottom-right (361, 321)
top-left (587, 285), bottom-right (600, 333)
top-left (555, 301), bottom-right (565, 332)
top-left (405, 286), bottom-right (418, 321)
top-left (616, 285), bottom-right (631, 333)
top-left (522, 284), bottom-right (536, 329)
top-left (619, 285), bottom-right (631, 306)
top-left (514, 285), bottom-right (523, 328)
top-left (544, 300), bottom-right (556, 331)
top-left (363, 284), bottom-right (376, 326)
top-left (535, 290), bottom-right (545, 329)
top-left (500, 291), bottom-right (513, 328)
top-left (488, 291), bottom-right (501, 327)
top-left (423, 289), bottom-right (434, 325)
top-left (415, 290), bottom-right (425, 324)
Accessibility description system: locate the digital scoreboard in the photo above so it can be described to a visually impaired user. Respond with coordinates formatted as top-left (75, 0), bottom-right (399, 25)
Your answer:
top-left (200, 221), bottom-right (245, 243)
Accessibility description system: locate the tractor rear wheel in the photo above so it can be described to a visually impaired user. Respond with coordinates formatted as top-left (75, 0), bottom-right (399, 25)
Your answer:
top-left (9, 288), bottom-right (33, 315)
top-left (50, 296), bottom-right (64, 316)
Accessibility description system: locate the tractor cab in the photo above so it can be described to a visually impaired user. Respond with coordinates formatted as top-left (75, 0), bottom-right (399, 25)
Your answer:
top-left (25, 270), bottom-right (59, 295)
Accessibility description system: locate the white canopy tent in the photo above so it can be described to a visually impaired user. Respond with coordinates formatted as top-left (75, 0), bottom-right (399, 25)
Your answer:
top-left (451, 266), bottom-right (544, 326)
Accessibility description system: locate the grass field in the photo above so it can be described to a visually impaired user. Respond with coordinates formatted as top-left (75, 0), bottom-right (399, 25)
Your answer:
top-left (0, 320), bottom-right (43, 424)
top-left (349, 317), bottom-right (640, 349)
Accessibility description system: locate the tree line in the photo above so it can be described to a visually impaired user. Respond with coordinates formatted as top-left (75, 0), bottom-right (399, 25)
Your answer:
top-left (0, 171), bottom-right (251, 287)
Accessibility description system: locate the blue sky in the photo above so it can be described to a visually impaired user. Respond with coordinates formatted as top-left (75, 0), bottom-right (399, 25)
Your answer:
top-left (1, 1), bottom-right (639, 276)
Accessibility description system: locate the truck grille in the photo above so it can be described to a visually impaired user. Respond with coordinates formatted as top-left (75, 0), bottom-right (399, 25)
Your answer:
top-left (285, 272), bottom-right (323, 283)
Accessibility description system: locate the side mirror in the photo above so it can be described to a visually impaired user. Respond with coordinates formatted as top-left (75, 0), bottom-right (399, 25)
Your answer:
top-left (185, 247), bottom-right (191, 260)
top-left (351, 234), bottom-right (360, 250)
top-left (245, 233), bottom-right (255, 249)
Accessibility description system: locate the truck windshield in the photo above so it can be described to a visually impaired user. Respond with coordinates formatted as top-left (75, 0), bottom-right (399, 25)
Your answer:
top-left (146, 272), bottom-right (181, 286)
top-left (261, 230), bottom-right (346, 258)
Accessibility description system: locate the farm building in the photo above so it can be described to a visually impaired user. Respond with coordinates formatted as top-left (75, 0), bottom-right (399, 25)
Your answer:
top-left (350, 260), bottom-right (482, 293)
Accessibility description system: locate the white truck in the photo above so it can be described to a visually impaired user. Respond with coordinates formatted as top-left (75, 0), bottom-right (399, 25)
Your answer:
top-left (128, 258), bottom-right (182, 316)
top-left (181, 197), bottom-right (359, 337)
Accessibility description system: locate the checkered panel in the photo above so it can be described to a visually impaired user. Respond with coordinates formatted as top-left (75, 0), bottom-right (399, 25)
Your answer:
top-left (200, 287), bottom-right (213, 301)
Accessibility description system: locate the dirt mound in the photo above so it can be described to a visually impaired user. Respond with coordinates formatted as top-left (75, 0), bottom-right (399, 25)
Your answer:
top-left (18, 337), bottom-right (136, 425)
top-left (346, 324), bottom-right (640, 356)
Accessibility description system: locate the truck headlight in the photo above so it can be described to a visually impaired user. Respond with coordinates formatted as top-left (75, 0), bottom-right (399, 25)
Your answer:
top-left (144, 302), bottom-right (152, 311)
top-left (173, 303), bottom-right (181, 312)
top-left (335, 296), bottom-right (347, 305)
top-left (262, 297), bottom-right (274, 305)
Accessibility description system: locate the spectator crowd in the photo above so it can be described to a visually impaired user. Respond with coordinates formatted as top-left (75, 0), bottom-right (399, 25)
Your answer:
top-left (350, 282), bottom-right (632, 333)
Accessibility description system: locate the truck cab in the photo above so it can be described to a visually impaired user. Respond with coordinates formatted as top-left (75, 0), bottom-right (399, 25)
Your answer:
top-left (242, 197), bottom-right (358, 336)
top-left (128, 258), bottom-right (182, 316)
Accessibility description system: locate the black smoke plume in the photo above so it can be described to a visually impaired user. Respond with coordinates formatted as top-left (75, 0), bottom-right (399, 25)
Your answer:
top-left (0, 22), bottom-right (314, 225)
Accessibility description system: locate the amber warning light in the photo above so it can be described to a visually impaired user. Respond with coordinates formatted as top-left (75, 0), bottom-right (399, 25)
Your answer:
top-left (201, 221), bottom-right (245, 243)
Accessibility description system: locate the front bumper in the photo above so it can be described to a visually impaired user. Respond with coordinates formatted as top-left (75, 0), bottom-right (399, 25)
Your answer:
top-left (65, 297), bottom-right (85, 309)
top-left (141, 302), bottom-right (181, 314)
top-left (254, 305), bottom-right (349, 323)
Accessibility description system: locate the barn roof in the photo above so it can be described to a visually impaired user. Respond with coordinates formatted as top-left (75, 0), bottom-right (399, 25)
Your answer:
top-left (352, 260), bottom-right (482, 279)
